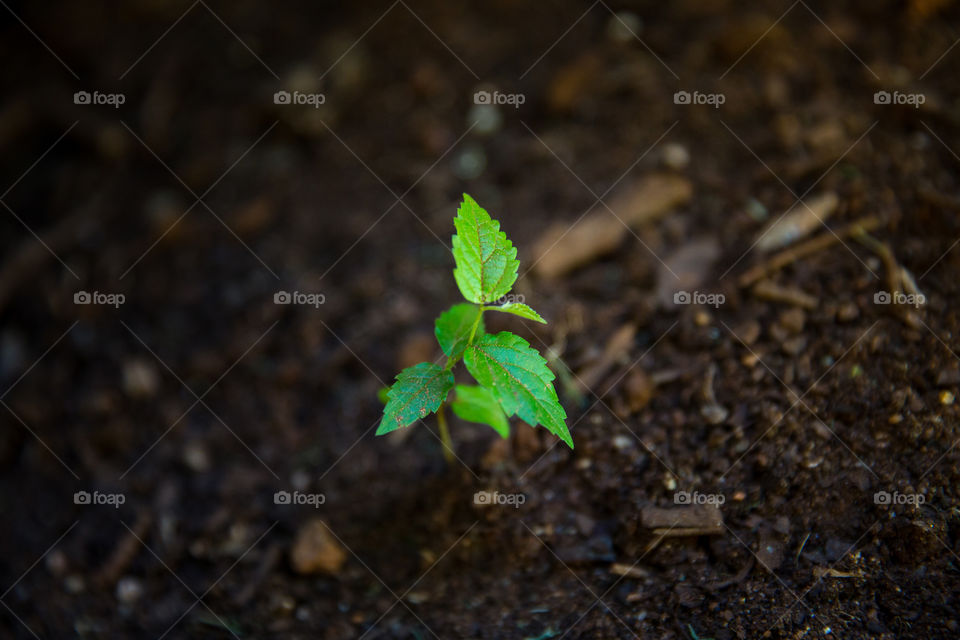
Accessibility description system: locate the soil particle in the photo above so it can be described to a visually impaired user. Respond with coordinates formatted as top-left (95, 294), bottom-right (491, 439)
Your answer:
top-left (290, 519), bottom-right (347, 576)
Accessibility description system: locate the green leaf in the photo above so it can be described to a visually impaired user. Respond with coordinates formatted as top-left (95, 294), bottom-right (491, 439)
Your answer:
top-left (435, 303), bottom-right (484, 359)
top-left (377, 363), bottom-right (454, 435)
top-left (487, 302), bottom-right (546, 324)
top-left (464, 332), bottom-right (573, 448)
top-left (377, 386), bottom-right (390, 404)
top-left (452, 194), bottom-right (520, 304)
top-left (451, 384), bottom-right (510, 438)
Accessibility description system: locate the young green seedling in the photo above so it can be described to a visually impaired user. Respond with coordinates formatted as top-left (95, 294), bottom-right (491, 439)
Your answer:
top-left (376, 194), bottom-right (573, 460)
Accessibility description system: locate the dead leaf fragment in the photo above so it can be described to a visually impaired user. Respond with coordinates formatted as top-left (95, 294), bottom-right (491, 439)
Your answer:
top-left (656, 236), bottom-right (721, 308)
top-left (756, 192), bottom-right (838, 252)
top-left (533, 174), bottom-right (692, 278)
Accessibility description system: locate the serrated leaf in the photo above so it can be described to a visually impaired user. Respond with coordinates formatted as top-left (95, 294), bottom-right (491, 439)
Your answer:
top-left (452, 194), bottom-right (520, 304)
top-left (464, 332), bottom-right (573, 448)
top-left (487, 302), bottom-right (546, 324)
top-left (377, 362), bottom-right (454, 435)
top-left (435, 303), bottom-right (484, 359)
top-left (451, 384), bottom-right (510, 438)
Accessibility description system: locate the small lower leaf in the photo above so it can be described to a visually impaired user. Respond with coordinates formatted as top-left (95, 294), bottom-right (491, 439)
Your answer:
top-left (377, 362), bottom-right (454, 435)
top-left (451, 384), bottom-right (510, 438)
top-left (487, 302), bottom-right (546, 324)
top-left (435, 303), bottom-right (483, 358)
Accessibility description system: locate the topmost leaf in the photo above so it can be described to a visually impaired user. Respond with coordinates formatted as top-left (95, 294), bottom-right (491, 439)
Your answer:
top-left (452, 194), bottom-right (519, 304)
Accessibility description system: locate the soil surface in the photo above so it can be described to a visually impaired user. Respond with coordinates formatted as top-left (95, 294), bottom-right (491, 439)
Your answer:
top-left (1, 1), bottom-right (959, 638)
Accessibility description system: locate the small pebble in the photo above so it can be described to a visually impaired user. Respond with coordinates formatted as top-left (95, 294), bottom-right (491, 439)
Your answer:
top-left (453, 145), bottom-right (486, 180)
top-left (467, 103), bottom-right (502, 136)
top-left (46, 549), bottom-right (68, 576)
top-left (182, 441), bottom-right (210, 472)
top-left (701, 404), bottom-right (729, 425)
top-left (116, 576), bottom-right (144, 604)
top-left (291, 518), bottom-right (347, 575)
top-left (606, 11), bottom-right (642, 44)
top-left (836, 302), bottom-right (860, 322)
top-left (65, 575), bottom-right (85, 593)
top-left (270, 593), bottom-right (297, 616)
top-left (661, 143), bottom-right (690, 170)
top-left (781, 336), bottom-right (807, 356)
top-left (122, 359), bottom-right (160, 399)
top-left (940, 391), bottom-right (955, 406)
top-left (746, 198), bottom-right (768, 221)
top-left (737, 321), bottom-right (761, 345)
top-left (612, 435), bottom-right (633, 450)
top-left (779, 308), bottom-right (805, 334)
top-left (664, 474), bottom-right (677, 491)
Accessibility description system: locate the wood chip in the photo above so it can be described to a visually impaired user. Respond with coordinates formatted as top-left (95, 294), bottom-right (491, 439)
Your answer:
top-left (756, 192), bottom-right (838, 252)
top-left (610, 563), bottom-right (650, 579)
top-left (290, 518), bottom-right (347, 576)
top-left (533, 174), bottom-right (692, 278)
top-left (752, 280), bottom-right (819, 309)
top-left (641, 504), bottom-right (723, 533)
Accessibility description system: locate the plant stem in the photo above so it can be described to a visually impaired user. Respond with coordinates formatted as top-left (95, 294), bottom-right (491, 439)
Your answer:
top-left (467, 308), bottom-right (484, 344)
top-left (438, 306), bottom-right (485, 465)
top-left (436, 402), bottom-right (454, 465)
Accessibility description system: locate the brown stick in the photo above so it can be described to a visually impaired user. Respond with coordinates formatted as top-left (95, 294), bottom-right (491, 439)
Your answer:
top-left (738, 216), bottom-right (882, 288)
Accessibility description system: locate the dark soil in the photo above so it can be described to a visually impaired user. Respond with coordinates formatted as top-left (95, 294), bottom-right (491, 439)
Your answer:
top-left (1, 1), bottom-right (959, 638)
